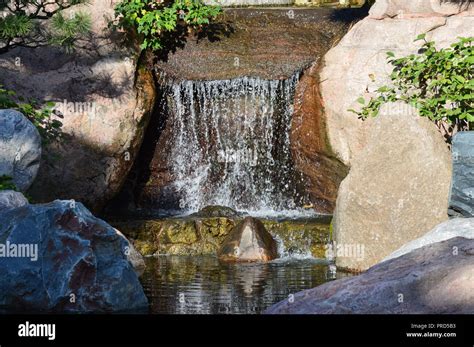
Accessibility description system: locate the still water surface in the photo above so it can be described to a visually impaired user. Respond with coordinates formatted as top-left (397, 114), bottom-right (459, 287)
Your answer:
top-left (141, 255), bottom-right (351, 314)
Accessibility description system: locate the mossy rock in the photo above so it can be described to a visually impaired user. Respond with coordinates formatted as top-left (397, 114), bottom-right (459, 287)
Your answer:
top-left (191, 205), bottom-right (241, 218)
top-left (111, 216), bottom-right (330, 258)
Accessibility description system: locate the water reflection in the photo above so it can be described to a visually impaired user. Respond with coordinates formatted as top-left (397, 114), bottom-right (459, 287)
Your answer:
top-left (141, 255), bottom-right (351, 314)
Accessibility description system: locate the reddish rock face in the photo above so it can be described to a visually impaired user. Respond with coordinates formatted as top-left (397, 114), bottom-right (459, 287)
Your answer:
top-left (291, 63), bottom-right (349, 213)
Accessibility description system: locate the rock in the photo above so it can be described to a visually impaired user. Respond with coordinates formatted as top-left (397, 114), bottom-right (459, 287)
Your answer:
top-left (369, 0), bottom-right (473, 19)
top-left (290, 63), bottom-right (349, 213)
top-left (265, 237), bottom-right (474, 314)
top-left (153, 8), bottom-right (359, 81)
top-left (448, 132), bottom-right (474, 217)
top-left (114, 228), bottom-right (146, 276)
top-left (320, 4), bottom-right (474, 166)
top-left (0, 200), bottom-right (148, 313)
top-left (384, 218), bottom-right (474, 262)
top-left (0, 0), bottom-right (156, 212)
top-left (333, 102), bottom-right (452, 272)
top-left (191, 205), bottom-right (241, 218)
top-left (0, 190), bottom-right (29, 211)
top-left (111, 216), bottom-right (329, 257)
top-left (218, 217), bottom-right (278, 262)
top-left (0, 109), bottom-right (42, 192)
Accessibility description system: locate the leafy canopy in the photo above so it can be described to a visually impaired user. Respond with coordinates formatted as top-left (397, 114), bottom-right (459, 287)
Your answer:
top-left (0, 0), bottom-right (91, 53)
top-left (114, 0), bottom-right (221, 51)
top-left (351, 35), bottom-right (474, 124)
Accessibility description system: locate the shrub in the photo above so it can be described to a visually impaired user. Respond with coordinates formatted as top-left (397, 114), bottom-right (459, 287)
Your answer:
top-left (350, 35), bottom-right (474, 127)
top-left (0, 85), bottom-right (62, 143)
top-left (113, 0), bottom-right (221, 51)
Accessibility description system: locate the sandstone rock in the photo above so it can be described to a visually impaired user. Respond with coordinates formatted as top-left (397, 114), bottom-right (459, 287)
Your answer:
top-left (384, 218), bottom-right (474, 262)
top-left (0, 200), bottom-right (148, 313)
top-left (448, 132), bottom-right (474, 217)
top-left (369, 0), bottom-right (473, 19)
top-left (333, 102), bottom-right (451, 272)
top-left (290, 63), bottom-right (348, 213)
top-left (0, 109), bottom-right (42, 192)
top-left (265, 237), bottom-right (474, 314)
top-left (0, 190), bottom-right (29, 211)
top-left (0, 0), bottom-right (156, 212)
top-left (218, 217), bottom-right (278, 262)
top-left (320, 5), bottom-right (474, 166)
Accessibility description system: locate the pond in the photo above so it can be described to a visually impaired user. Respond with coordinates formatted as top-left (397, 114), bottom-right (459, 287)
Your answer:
top-left (140, 255), bottom-right (352, 314)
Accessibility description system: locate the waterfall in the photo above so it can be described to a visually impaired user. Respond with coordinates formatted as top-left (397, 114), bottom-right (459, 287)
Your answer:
top-left (160, 73), bottom-right (308, 216)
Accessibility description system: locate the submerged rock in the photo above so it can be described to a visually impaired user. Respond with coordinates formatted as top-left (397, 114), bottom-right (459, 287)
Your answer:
top-left (0, 109), bottom-right (41, 192)
top-left (333, 102), bottom-right (452, 272)
top-left (265, 237), bottom-right (474, 314)
top-left (449, 132), bottom-right (474, 217)
top-left (0, 199), bottom-right (148, 313)
top-left (217, 217), bottom-right (278, 262)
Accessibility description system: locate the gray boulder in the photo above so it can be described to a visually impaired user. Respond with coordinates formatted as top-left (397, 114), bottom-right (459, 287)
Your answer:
top-left (0, 109), bottom-right (42, 191)
top-left (265, 237), bottom-right (474, 314)
top-left (449, 132), bottom-right (474, 217)
top-left (384, 218), bottom-right (474, 262)
top-left (218, 217), bottom-right (278, 262)
top-left (0, 190), bottom-right (29, 211)
top-left (0, 200), bottom-right (148, 313)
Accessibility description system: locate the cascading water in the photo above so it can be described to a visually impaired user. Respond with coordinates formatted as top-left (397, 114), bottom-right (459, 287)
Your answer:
top-left (160, 73), bottom-right (309, 216)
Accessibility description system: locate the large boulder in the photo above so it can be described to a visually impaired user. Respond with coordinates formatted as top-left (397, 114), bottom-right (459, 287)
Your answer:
top-left (332, 102), bottom-right (452, 272)
top-left (384, 218), bottom-right (474, 262)
top-left (0, 0), bottom-right (156, 212)
top-left (0, 198), bottom-right (148, 313)
top-left (0, 109), bottom-right (41, 191)
top-left (218, 217), bottom-right (278, 262)
top-left (265, 237), bottom-right (474, 314)
top-left (370, 0), bottom-right (473, 19)
top-left (448, 132), bottom-right (474, 217)
top-left (320, 1), bottom-right (474, 166)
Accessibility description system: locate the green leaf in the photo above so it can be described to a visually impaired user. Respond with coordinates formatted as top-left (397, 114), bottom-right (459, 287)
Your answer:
top-left (357, 97), bottom-right (366, 105)
top-left (415, 33), bottom-right (426, 42)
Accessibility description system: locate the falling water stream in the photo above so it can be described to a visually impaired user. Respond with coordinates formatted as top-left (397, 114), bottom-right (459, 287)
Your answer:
top-left (161, 73), bottom-right (309, 217)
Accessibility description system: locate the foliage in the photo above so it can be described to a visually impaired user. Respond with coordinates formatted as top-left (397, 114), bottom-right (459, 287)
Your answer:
top-left (350, 35), bottom-right (474, 125)
top-left (0, 175), bottom-right (17, 191)
top-left (0, 85), bottom-right (62, 142)
top-left (113, 0), bottom-right (221, 51)
top-left (0, 0), bottom-right (91, 53)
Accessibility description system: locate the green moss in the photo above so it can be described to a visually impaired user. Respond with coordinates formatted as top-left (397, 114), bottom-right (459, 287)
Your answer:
top-left (111, 216), bottom-right (330, 257)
